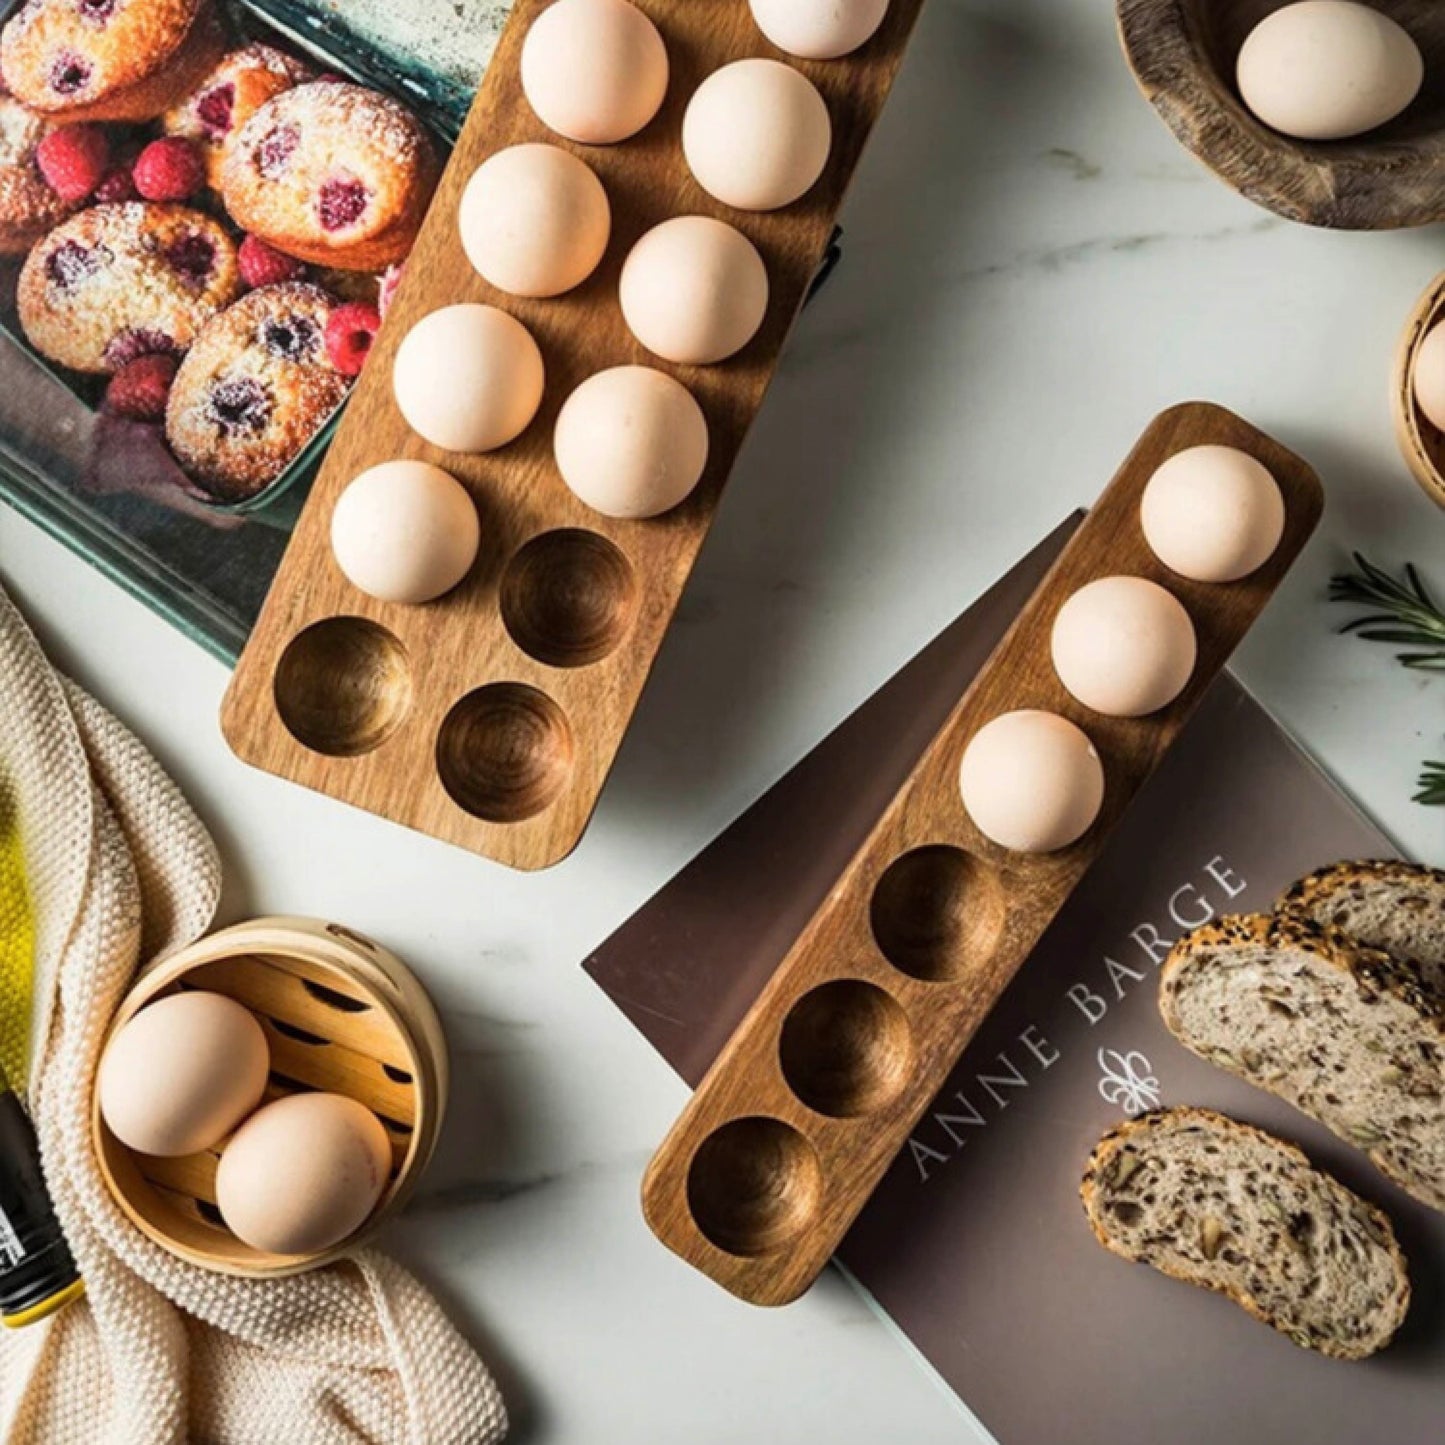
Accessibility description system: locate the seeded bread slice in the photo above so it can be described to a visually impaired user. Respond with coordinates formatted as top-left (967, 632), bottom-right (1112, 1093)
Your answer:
top-left (1160, 913), bottom-right (1445, 1212)
top-left (1082, 1107), bottom-right (1409, 1359)
top-left (1281, 860), bottom-right (1445, 997)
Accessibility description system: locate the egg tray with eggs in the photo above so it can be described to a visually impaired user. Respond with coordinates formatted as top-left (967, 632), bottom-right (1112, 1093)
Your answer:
top-left (93, 917), bottom-right (446, 1276)
top-left (639, 401), bottom-right (1323, 1307)
top-left (1118, 0), bottom-right (1445, 230)
top-left (218, 0), bottom-right (927, 870)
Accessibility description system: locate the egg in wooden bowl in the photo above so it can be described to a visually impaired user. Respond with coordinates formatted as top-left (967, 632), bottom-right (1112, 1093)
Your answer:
top-left (1117, 0), bottom-right (1445, 229)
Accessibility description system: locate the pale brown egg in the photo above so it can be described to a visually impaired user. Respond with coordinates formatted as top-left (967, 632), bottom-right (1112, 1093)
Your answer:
top-left (682, 59), bottom-right (831, 211)
top-left (553, 365), bottom-right (709, 518)
top-left (216, 1092), bottom-right (393, 1256)
top-left (520, 0), bottom-right (668, 144)
top-left (458, 143), bottom-right (611, 298)
top-left (98, 992), bottom-right (269, 1158)
top-left (958, 710), bottom-right (1104, 854)
top-left (1050, 576), bottom-right (1197, 718)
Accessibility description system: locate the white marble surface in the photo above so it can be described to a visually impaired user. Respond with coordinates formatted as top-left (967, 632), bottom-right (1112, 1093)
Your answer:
top-left (3, 0), bottom-right (1445, 1440)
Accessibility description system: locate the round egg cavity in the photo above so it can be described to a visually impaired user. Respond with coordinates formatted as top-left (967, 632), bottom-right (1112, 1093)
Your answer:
top-left (748, 0), bottom-right (890, 59)
top-left (1050, 576), bottom-right (1197, 718)
top-left (1140, 445), bottom-right (1285, 584)
top-left (459, 143), bottom-right (611, 298)
top-left (215, 1092), bottom-right (393, 1256)
top-left (393, 305), bottom-right (544, 453)
top-left (1235, 1), bottom-right (1423, 142)
top-left (619, 216), bottom-right (769, 365)
top-left (98, 992), bottom-right (269, 1158)
top-left (1413, 322), bottom-right (1445, 433)
top-left (520, 0), bottom-right (669, 144)
top-left (958, 710), bottom-right (1105, 854)
top-left (553, 365), bottom-right (709, 519)
top-left (682, 59), bottom-right (831, 211)
top-left (330, 460), bottom-right (480, 604)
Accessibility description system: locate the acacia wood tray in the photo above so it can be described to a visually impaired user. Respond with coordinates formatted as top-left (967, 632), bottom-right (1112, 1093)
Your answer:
top-left (641, 401), bottom-right (1323, 1305)
top-left (219, 0), bottom-right (927, 869)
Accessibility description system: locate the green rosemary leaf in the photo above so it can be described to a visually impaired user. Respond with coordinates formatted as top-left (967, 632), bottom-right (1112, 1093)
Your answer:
top-left (1415, 761), bottom-right (1445, 807)
top-left (1331, 553), bottom-right (1445, 666)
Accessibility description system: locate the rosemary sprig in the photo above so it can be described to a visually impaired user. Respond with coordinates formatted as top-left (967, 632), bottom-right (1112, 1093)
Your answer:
top-left (1331, 554), bottom-right (1444, 806)
top-left (1329, 553), bottom-right (1445, 670)
top-left (1418, 762), bottom-right (1445, 807)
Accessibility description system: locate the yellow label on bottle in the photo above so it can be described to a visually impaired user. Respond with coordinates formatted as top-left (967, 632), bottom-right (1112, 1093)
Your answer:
top-left (0, 783), bottom-right (34, 1090)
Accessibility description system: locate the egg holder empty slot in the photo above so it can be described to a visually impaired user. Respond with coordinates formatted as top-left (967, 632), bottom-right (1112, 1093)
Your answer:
top-left (219, 0), bottom-right (929, 870)
top-left (92, 916), bottom-right (446, 1277)
top-left (640, 401), bottom-right (1323, 1306)
top-left (1391, 268), bottom-right (1445, 509)
top-left (1117, 0), bottom-right (1445, 231)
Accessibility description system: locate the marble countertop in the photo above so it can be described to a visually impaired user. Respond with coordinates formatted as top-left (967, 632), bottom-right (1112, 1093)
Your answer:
top-left (3, 0), bottom-right (1444, 1439)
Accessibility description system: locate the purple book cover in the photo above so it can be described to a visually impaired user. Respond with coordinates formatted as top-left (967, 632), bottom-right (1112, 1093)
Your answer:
top-left (584, 518), bottom-right (1444, 1445)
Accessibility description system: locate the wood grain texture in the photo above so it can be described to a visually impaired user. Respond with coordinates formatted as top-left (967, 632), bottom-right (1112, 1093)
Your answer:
top-left (1391, 269), bottom-right (1445, 509)
top-left (641, 402), bottom-right (1323, 1307)
top-left (93, 917), bottom-right (447, 1277)
top-left (219, 0), bottom-right (928, 869)
top-left (1117, 0), bottom-right (1445, 230)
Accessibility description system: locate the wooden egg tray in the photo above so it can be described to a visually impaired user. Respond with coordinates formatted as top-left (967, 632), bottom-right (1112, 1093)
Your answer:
top-left (93, 917), bottom-right (447, 1277)
top-left (641, 402), bottom-right (1323, 1306)
top-left (219, 0), bottom-right (929, 870)
top-left (1392, 269), bottom-right (1445, 509)
top-left (1118, 0), bottom-right (1445, 231)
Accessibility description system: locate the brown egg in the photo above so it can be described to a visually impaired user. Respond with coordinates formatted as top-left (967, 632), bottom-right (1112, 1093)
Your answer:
top-left (215, 1092), bottom-right (393, 1255)
top-left (98, 992), bottom-right (269, 1157)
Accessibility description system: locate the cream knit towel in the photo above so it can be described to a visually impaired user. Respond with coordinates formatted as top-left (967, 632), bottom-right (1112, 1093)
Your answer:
top-left (0, 585), bottom-right (507, 1445)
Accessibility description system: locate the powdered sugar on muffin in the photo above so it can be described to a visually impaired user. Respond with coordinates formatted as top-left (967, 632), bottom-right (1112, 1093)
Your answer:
top-left (17, 200), bottom-right (240, 372)
top-left (162, 42), bottom-right (312, 186)
top-left (0, 94), bottom-right (73, 252)
top-left (0, 0), bottom-right (226, 122)
top-left (219, 80), bottom-right (438, 271)
top-left (165, 281), bottom-right (351, 499)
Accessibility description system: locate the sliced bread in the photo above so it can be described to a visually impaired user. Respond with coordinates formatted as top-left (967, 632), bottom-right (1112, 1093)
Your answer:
top-left (1281, 859), bottom-right (1445, 996)
top-left (1160, 912), bottom-right (1445, 1212)
top-left (1081, 1107), bottom-right (1409, 1359)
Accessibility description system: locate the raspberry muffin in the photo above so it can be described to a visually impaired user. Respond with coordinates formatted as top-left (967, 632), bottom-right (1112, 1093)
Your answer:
top-left (18, 201), bottom-right (241, 372)
top-left (0, 0), bottom-right (226, 123)
top-left (162, 42), bottom-right (312, 187)
top-left (219, 81), bottom-right (439, 272)
top-left (165, 282), bottom-right (351, 499)
top-left (0, 95), bottom-right (72, 252)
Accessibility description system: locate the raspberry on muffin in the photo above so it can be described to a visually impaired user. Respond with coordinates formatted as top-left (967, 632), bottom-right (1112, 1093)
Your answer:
top-left (161, 42), bottom-right (311, 187)
top-left (0, 94), bottom-right (74, 253)
top-left (17, 200), bottom-right (241, 372)
top-left (219, 81), bottom-right (439, 272)
top-left (164, 281), bottom-right (351, 499)
top-left (0, 0), bottom-right (226, 123)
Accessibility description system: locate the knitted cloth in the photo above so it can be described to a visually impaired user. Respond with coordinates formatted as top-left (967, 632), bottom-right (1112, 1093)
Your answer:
top-left (0, 585), bottom-right (507, 1445)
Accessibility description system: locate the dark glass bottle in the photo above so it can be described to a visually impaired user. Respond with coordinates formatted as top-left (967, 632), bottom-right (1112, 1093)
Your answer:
top-left (0, 1066), bottom-right (83, 1328)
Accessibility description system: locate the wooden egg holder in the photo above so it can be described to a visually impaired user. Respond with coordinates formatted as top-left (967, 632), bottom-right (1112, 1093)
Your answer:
top-left (93, 917), bottom-right (447, 1277)
top-left (1391, 269), bottom-right (1445, 509)
top-left (1117, 0), bottom-right (1445, 230)
top-left (641, 402), bottom-right (1323, 1306)
top-left (219, 0), bottom-right (929, 870)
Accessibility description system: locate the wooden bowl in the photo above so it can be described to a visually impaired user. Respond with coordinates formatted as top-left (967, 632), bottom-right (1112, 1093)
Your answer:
top-left (93, 917), bottom-right (447, 1277)
top-left (1391, 270), bottom-right (1445, 508)
top-left (1117, 1), bottom-right (1445, 229)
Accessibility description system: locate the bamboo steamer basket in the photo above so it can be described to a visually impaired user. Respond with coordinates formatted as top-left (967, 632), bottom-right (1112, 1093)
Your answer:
top-left (93, 916), bottom-right (446, 1277)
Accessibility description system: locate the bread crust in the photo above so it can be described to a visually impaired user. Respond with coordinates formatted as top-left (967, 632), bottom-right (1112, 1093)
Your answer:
top-left (1160, 912), bottom-right (1445, 1210)
top-left (1081, 1106), bottom-right (1410, 1360)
